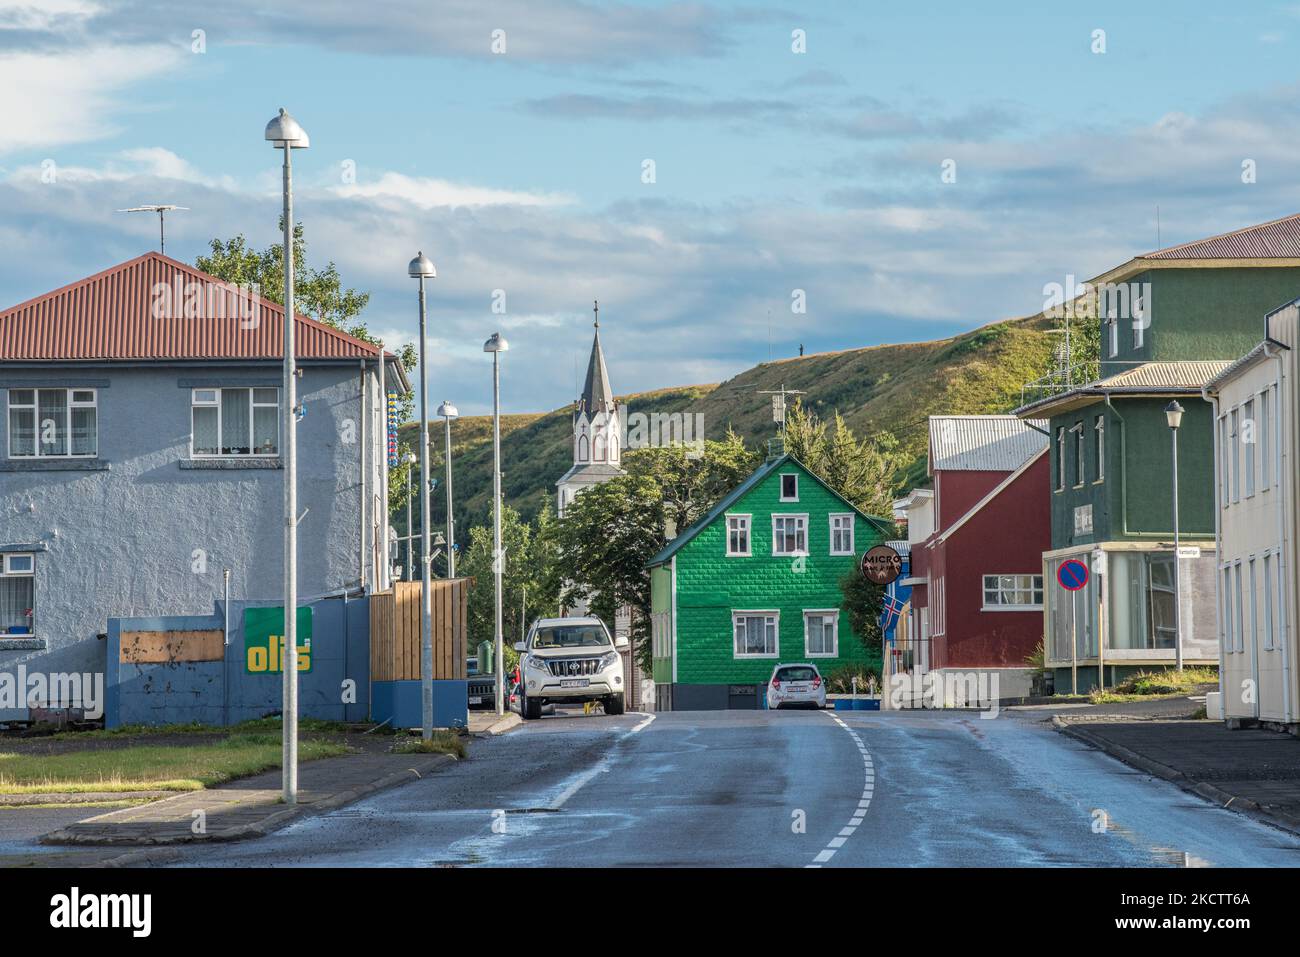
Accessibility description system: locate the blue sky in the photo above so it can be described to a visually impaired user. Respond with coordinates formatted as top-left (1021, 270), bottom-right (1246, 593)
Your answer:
top-left (6, 0), bottom-right (1300, 413)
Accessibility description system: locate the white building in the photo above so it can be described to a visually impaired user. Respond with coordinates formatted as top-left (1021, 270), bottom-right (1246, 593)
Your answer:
top-left (1205, 299), bottom-right (1298, 730)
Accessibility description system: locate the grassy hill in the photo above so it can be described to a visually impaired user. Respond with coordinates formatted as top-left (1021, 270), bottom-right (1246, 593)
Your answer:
top-left (402, 313), bottom-right (1056, 536)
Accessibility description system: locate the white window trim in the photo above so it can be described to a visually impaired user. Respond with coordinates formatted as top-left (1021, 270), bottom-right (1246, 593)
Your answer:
top-left (190, 387), bottom-right (281, 459)
top-left (1093, 415), bottom-right (1105, 484)
top-left (779, 473), bottom-right (799, 502)
top-left (828, 513), bottom-right (855, 556)
top-left (725, 513), bottom-right (752, 557)
top-left (2, 553), bottom-right (34, 576)
top-left (1243, 399), bottom-right (1256, 499)
top-left (7, 387), bottom-right (98, 459)
top-left (771, 513), bottom-right (810, 556)
top-left (803, 609), bottom-right (839, 658)
top-left (1263, 551), bottom-right (1276, 651)
top-left (732, 610), bottom-right (780, 659)
top-left (980, 573), bottom-right (1044, 611)
top-left (1070, 421), bottom-right (1085, 488)
top-left (1055, 427), bottom-right (1065, 492)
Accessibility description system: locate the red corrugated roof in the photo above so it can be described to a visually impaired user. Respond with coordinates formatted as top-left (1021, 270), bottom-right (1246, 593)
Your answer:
top-left (0, 252), bottom-right (385, 362)
top-left (1141, 211), bottom-right (1300, 260)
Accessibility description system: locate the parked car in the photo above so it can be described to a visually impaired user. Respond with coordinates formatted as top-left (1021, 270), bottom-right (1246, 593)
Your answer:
top-left (514, 616), bottom-right (629, 720)
top-left (766, 663), bottom-right (827, 710)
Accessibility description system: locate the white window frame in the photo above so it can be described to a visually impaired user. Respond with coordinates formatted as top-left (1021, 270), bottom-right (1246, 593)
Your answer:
top-left (1229, 408), bottom-right (1241, 504)
top-left (1107, 315), bottom-right (1119, 357)
top-left (725, 513), bottom-right (752, 557)
top-left (1070, 421), bottom-right (1084, 487)
top-left (7, 387), bottom-right (98, 459)
top-left (732, 610), bottom-right (779, 659)
top-left (803, 609), bottom-right (839, 658)
top-left (1055, 427), bottom-right (1065, 492)
top-left (1263, 552), bottom-right (1275, 651)
top-left (779, 473), bottom-right (799, 502)
top-left (1093, 414), bottom-right (1105, 483)
top-left (1220, 564), bottom-right (1234, 654)
top-left (1243, 398), bottom-right (1256, 499)
top-left (771, 513), bottom-right (809, 556)
top-left (1234, 561), bottom-right (1245, 654)
top-left (0, 552), bottom-right (35, 636)
top-left (190, 387), bottom-right (280, 459)
top-left (981, 574), bottom-right (1044, 611)
top-left (829, 513), bottom-right (855, 556)
top-left (1132, 293), bottom-right (1145, 350)
top-left (1218, 413), bottom-right (1229, 510)
top-left (1259, 387), bottom-right (1272, 492)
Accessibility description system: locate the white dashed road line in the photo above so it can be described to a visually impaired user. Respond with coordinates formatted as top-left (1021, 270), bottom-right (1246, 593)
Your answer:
top-left (808, 712), bottom-right (874, 867)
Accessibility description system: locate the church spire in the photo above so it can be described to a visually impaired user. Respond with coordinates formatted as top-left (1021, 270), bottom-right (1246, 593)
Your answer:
top-left (579, 301), bottom-right (616, 416)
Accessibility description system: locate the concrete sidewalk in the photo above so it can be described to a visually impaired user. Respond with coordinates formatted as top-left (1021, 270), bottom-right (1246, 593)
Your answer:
top-left (40, 749), bottom-right (455, 848)
top-left (1055, 714), bottom-right (1300, 835)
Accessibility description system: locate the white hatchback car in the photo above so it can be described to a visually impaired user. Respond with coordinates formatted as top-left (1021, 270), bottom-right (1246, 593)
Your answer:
top-left (766, 663), bottom-right (827, 710)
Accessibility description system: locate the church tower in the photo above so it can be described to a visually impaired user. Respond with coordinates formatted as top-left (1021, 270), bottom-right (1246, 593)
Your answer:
top-left (556, 300), bottom-right (625, 516)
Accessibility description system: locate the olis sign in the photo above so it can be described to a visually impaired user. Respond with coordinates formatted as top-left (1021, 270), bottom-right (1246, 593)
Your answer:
top-left (244, 606), bottom-right (313, 674)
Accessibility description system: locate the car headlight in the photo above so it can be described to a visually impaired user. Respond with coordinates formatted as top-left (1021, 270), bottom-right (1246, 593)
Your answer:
top-left (600, 651), bottom-right (619, 670)
top-left (526, 654), bottom-right (548, 670)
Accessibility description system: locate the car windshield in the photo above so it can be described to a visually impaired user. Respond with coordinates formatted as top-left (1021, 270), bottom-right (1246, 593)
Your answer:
top-left (532, 624), bottom-right (610, 649)
top-left (777, 667), bottom-right (817, 681)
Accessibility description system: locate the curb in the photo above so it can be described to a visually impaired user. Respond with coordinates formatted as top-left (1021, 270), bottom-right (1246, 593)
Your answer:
top-left (42, 753), bottom-right (454, 858)
top-left (0, 789), bottom-right (174, 806)
top-left (472, 713), bottom-right (521, 737)
top-left (1052, 715), bottom-right (1300, 838)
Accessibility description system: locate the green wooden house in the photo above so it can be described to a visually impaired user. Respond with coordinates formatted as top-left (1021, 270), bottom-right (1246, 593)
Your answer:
top-left (645, 454), bottom-right (891, 711)
top-left (1016, 212), bottom-right (1300, 692)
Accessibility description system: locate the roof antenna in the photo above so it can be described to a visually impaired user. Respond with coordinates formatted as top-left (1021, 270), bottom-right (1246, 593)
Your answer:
top-left (117, 204), bottom-right (189, 255)
top-left (1156, 205), bottom-right (1161, 249)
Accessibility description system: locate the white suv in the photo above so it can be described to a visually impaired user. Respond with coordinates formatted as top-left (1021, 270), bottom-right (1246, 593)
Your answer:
top-left (515, 617), bottom-right (629, 720)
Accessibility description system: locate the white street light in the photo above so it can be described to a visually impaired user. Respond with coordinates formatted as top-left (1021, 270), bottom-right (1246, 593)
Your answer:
top-left (436, 400), bottom-right (459, 579)
top-left (265, 107), bottom-right (308, 804)
top-left (1166, 400), bottom-right (1185, 671)
top-left (484, 333), bottom-right (509, 716)
top-left (409, 251), bottom-right (437, 740)
top-left (404, 451), bottom-right (417, 582)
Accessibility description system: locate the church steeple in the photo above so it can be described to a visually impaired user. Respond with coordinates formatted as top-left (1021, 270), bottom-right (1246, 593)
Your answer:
top-left (578, 299), bottom-right (616, 418)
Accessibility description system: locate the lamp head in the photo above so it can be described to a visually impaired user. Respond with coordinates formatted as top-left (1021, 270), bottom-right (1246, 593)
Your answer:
top-left (437, 400), bottom-right (459, 419)
top-left (265, 108), bottom-right (310, 148)
top-left (483, 332), bottom-right (509, 353)
top-left (408, 251), bottom-right (436, 279)
top-left (1164, 400), bottom-right (1185, 431)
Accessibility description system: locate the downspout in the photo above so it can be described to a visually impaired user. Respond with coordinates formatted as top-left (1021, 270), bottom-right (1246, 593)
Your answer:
top-left (1200, 379), bottom-right (1227, 722)
top-left (378, 348), bottom-right (389, 591)
top-left (359, 359), bottom-right (369, 591)
top-left (1265, 340), bottom-right (1294, 723)
top-left (223, 568), bottom-right (231, 727)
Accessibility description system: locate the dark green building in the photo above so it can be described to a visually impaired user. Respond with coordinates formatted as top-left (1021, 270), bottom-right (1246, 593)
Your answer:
top-left (1017, 213), bottom-right (1300, 691)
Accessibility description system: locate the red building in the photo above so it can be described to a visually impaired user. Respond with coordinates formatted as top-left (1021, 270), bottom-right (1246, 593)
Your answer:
top-left (895, 416), bottom-right (1050, 700)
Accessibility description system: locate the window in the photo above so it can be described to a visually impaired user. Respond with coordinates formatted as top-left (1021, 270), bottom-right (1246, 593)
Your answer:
top-left (771, 514), bottom-right (808, 555)
top-left (1234, 562), bottom-right (1245, 653)
top-left (933, 577), bottom-right (945, 636)
top-left (651, 611), bottom-right (671, 658)
top-left (1093, 415), bottom-right (1105, 482)
top-left (1260, 388), bottom-right (1271, 490)
top-left (1263, 554), bottom-right (1275, 651)
top-left (829, 514), bottom-right (854, 555)
top-left (982, 574), bottom-right (1044, 610)
top-left (1229, 409), bottom-right (1240, 504)
top-left (1132, 293), bottom-right (1146, 349)
top-left (726, 514), bottom-right (751, 557)
top-left (7, 388), bottom-right (97, 458)
top-left (779, 473), bottom-right (799, 502)
top-left (1071, 422), bottom-right (1085, 486)
top-left (1248, 557), bottom-right (1258, 654)
top-left (192, 388), bottom-right (279, 457)
top-left (1107, 316), bottom-right (1118, 357)
top-left (1055, 427), bottom-right (1065, 492)
top-left (1218, 414), bottom-right (1229, 509)
top-left (733, 611), bottom-right (778, 657)
top-left (0, 553), bottom-right (34, 635)
top-left (1221, 565), bottom-right (1234, 654)
top-left (1244, 399), bottom-right (1255, 498)
top-left (804, 611), bottom-right (838, 657)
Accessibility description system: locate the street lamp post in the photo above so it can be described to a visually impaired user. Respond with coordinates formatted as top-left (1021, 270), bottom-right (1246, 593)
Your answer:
top-left (1166, 400), bottom-right (1185, 671)
top-left (404, 451), bottom-right (416, 581)
top-left (484, 333), bottom-right (509, 716)
top-left (409, 251), bottom-right (437, 740)
top-left (265, 108), bottom-right (309, 805)
top-left (437, 401), bottom-right (459, 579)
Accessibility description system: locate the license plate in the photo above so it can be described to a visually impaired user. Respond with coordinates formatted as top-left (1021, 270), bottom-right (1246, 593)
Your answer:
top-left (791, 684), bottom-right (809, 692)
top-left (560, 679), bottom-right (589, 688)
top-left (469, 696), bottom-right (483, 704)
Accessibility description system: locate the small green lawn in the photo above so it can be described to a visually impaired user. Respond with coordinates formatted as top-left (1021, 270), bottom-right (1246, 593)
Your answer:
top-left (1088, 667), bottom-right (1219, 704)
top-left (0, 733), bottom-right (349, 794)
top-left (390, 731), bottom-right (467, 760)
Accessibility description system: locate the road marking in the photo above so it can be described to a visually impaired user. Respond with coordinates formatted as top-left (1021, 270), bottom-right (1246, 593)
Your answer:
top-left (807, 712), bottom-right (875, 868)
top-left (629, 713), bottom-right (656, 735)
top-left (543, 713), bottom-right (655, 810)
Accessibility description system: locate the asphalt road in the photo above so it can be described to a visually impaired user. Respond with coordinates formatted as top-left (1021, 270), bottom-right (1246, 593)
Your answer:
top-left (153, 707), bottom-right (1300, 868)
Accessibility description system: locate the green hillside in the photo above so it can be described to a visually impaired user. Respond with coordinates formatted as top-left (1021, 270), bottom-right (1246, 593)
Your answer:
top-left (403, 313), bottom-right (1055, 537)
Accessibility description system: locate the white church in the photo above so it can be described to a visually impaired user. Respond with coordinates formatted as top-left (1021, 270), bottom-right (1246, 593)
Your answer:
top-left (555, 302), bottom-right (645, 708)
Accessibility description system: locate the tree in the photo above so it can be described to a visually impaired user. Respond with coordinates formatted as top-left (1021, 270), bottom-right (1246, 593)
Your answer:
top-left (784, 401), bottom-right (908, 518)
top-left (840, 568), bottom-right (886, 659)
top-left (626, 429), bottom-right (760, 535)
top-left (197, 223), bottom-right (418, 512)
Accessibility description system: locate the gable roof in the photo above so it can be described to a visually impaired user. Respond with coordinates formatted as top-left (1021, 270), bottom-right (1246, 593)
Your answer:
top-left (928, 415), bottom-right (1048, 473)
top-left (1015, 360), bottom-right (1230, 417)
top-left (0, 252), bottom-right (408, 385)
top-left (931, 447), bottom-right (1047, 545)
top-left (645, 453), bottom-right (892, 567)
top-left (577, 326), bottom-right (616, 416)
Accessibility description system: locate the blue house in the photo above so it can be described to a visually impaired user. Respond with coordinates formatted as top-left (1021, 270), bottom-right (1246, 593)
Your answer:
top-left (0, 252), bottom-right (410, 723)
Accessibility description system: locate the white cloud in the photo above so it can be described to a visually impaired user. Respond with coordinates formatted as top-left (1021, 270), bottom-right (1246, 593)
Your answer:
top-left (330, 172), bottom-right (572, 209)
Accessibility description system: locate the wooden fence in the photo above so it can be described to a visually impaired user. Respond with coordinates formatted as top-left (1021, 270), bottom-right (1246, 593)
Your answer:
top-left (370, 579), bottom-right (469, 681)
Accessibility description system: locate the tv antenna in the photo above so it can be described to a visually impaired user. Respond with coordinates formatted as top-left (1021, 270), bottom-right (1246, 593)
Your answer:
top-left (757, 384), bottom-right (806, 435)
top-left (117, 205), bottom-right (188, 255)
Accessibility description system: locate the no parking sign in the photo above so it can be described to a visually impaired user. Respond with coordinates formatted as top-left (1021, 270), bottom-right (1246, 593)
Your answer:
top-left (1057, 558), bottom-right (1089, 591)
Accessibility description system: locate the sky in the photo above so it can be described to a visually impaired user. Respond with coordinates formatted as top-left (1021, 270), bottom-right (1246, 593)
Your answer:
top-left (6, 0), bottom-right (1300, 414)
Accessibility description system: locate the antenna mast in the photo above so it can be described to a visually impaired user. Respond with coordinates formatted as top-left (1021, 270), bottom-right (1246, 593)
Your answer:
top-left (117, 204), bottom-right (189, 255)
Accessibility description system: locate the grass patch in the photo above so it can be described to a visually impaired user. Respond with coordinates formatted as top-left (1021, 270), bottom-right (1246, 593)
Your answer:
top-left (1087, 667), bottom-right (1219, 704)
top-left (55, 716), bottom-right (352, 740)
top-left (390, 731), bottom-right (467, 760)
top-left (0, 734), bottom-right (349, 794)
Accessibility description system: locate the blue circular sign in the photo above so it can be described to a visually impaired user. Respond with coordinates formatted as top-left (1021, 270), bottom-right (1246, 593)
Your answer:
top-left (1058, 558), bottom-right (1089, 591)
